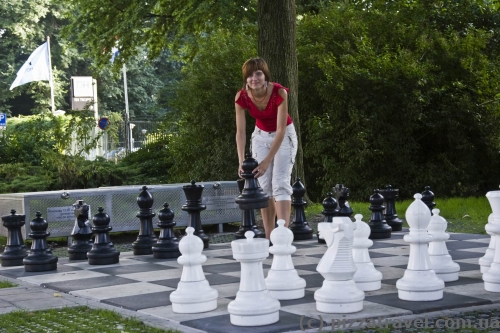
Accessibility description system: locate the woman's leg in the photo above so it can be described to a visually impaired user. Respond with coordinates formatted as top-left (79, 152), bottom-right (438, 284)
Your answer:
top-left (261, 199), bottom-right (276, 239)
top-left (275, 200), bottom-right (291, 227)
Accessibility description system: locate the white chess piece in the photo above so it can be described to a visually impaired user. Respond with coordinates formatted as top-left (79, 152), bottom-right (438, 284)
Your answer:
top-left (396, 194), bottom-right (444, 301)
top-left (352, 214), bottom-right (383, 291)
top-left (265, 219), bottom-right (306, 299)
top-left (315, 217), bottom-right (364, 313)
top-left (479, 213), bottom-right (496, 274)
top-left (427, 209), bottom-right (460, 282)
top-left (169, 227), bottom-right (218, 313)
top-left (484, 192), bottom-right (500, 292)
top-left (228, 231), bottom-right (280, 326)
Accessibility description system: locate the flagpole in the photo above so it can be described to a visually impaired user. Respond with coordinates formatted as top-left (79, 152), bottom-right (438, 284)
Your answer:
top-left (122, 63), bottom-right (131, 153)
top-left (47, 36), bottom-right (55, 113)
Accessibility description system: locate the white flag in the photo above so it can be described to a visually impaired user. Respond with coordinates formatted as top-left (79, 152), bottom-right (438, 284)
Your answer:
top-left (10, 42), bottom-right (51, 90)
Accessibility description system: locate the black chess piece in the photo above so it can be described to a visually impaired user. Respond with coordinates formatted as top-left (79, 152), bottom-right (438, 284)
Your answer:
top-left (368, 189), bottom-right (392, 239)
top-left (334, 184), bottom-right (354, 217)
top-left (152, 202), bottom-right (181, 259)
top-left (421, 186), bottom-right (436, 215)
top-left (0, 210), bottom-right (28, 267)
top-left (87, 207), bottom-right (120, 265)
top-left (132, 186), bottom-right (158, 255)
top-left (380, 185), bottom-right (404, 231)
top-left (23, 212), bottom-right (58, 271)
top-left (289, 178), bottom-right (313, 240)
top-left (318, 192), bottom-right (338, 244)
top-left (68, 200), bottom-right (93, 260)
top-left (182, 180), bottom-right (210, 248)
top-left (234, 177), bottom-right (265, 239)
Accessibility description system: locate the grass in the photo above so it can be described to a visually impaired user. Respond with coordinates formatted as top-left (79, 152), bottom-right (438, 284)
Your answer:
top-left (304, 196), bottom-right (491, 234)
top-left (0, 306), bottom-right (179, 333)
top-left (0, 280), bottom-right (17, 289)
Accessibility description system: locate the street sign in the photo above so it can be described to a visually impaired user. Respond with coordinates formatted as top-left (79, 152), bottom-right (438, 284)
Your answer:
top-left (98, 117), bottom-right (110, 130)
top-left (0, 113), bottom-right (6, 128)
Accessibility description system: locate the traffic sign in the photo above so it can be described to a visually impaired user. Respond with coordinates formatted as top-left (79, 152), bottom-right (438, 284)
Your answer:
top-left (0, 113), bottom-right (6, 128)
top-left (98, 117), bottom-right (110, 130)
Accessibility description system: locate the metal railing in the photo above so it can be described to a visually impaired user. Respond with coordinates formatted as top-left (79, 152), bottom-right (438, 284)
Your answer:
top-left (0, 181), bottom-right (240, 239)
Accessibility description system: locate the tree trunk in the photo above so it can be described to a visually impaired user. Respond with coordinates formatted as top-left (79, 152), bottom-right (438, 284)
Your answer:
top-left (258, 0), bottom-right (306, 194)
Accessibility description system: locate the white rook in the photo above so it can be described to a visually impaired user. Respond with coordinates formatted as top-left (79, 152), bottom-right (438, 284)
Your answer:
top-left (265, 220), bottom-right (306, 299)
top-left (352, 214), bottom-right (383, 291)
top-left (484, 191), bottom-right (500, 292)
top-left (397, 194), bottom-right (444, 301)
top-left (427, 209), bottom-right (460, 282)
top-left (315, 217), bottom-right (364, 313)
top-left (228, 231), bottom-right (280, 326)
top-left (169, 227), bottom-right (218, 313)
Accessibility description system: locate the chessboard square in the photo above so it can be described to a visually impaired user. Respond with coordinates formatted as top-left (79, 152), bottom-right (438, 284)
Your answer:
top-left (448, 233), bottom-right (490, 240)
top-left (65, 257), bottom-right (142, 269)
top-left (294, 264), bottom-right (319, 272)
top-left (102, 290), bottom-right (173, 311)
top-left (217, 255), bottom-right (237, 261)
top-left (292, 243), bottom-right (317, 249)
top-left (444, 276), bottom-right (483, 287)
top-left (213, 282), bottom-right (240, 298)
top-left (278, 289), bottom-right (316, 306)
top-left (203, 262), bottom-right (270, 274)
top-left (280, 300), bottom-right (412, 323)
top-left (301, 272), bottom-right (326, 289)
top-left (18, 270), bottom-right (108, 285)
top-left (449, 250), bottom-right (485, 260)
top-left (139, 298), bottom-right (231, 322)
top-left (455, 262), bottom-right (481, 271)
top-left (365, 292), bottom-right (491, 314)
top-left (367, 252), bottom-right (399, 259)
top-left (265, 256), bottom-right (318, 267)
top-left (0, 264), bottom-right (82, 279)
top-left (151, 273), bottom-right (240, 288)
top-left (70, 282), bottom-right (173, 300)
top-left (445, 241), bottom-right (487, 251)
top-left (444, 282), bottom-right (500, 302)
top-left (371, 256), bottom-right (410, 267)
top-left (43, 276), bottom-right (137, 293)
top-left (370, 241), bottom-right (403, 249)
top-left (91, 263), bottom-right (174, 275)
top-left (180, 311), bottom-right (318, 333)
top-left (376, 266), bottom-right (406, 280)
top-left (127, 256), bottom-right (176, 263)
top-left (118, 268), bottom-right (183, 282)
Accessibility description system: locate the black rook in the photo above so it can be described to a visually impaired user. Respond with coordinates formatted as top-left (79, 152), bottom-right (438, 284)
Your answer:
top-left (182, 180), bottom-right (210, 248)
top-left (380, 185), bottom-right (404, 232)
top-left (0, 210), bottom-right (28, 267)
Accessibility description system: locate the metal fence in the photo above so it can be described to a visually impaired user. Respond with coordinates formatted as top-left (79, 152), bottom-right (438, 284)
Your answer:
top-left (0, 181), bottom-right (241, 239)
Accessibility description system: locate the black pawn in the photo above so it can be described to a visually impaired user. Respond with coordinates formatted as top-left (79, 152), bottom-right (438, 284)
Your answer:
top-left (368, 189), bottom-right (392, 239)
top-left (421, 186), bottom-right (436, 215)
top-left (24, 212), bottom-right (58, 271)
top-left (182, 180), bottom-right (210, 248)
top-left (68, 200), bottom-right (93, 260)
top-left (318, 193), bottom-right (338, 244)
top-left (380, 185), bottom-right (404, 231)
top-left (132, 186), bottom-right (158, 255)
top-left (0, 210), bottom-right (28, 267)
top-left (289, 178), bottom-right (313, 240)
top-left (87, 207), bottom-right (120, 265)
top-left (152, 202), bottom-right (181, 259)
top-left (234, 178), bottom-right (265, 239)
top-left (334, 184), bottom-right (354, 217)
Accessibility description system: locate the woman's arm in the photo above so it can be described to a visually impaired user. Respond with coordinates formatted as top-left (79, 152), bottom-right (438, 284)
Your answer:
top-left (235, 91), bottom-right (247, 177)
top-left (253, 88), bottom-right (288, 178)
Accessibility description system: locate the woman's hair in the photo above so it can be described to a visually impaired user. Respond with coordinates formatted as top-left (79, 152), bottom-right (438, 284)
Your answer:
top-left (242, 57), bottom-right (271, 86)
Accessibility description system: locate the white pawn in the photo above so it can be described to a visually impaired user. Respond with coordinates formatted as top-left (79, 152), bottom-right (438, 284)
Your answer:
top-left (479, 213), bottom-right (495, 274)
top-left (315, 217), bottom-right (364, 313)
top-left (228, 231), bottom-right (280, 326)
top-left (396, 194), bottom-right (444, 301)
top-left (265, 219), bottom-right (306, 300)
top-left (352, 214), bottom-right (383, 291)
top-left (427, 208), bottom-right (460, 282)
top-left (169, 227), bottom-right (218, 313)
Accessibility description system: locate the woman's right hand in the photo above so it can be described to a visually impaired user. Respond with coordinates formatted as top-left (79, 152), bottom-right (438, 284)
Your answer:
top-left (238, 165), bottom-right (244, 178)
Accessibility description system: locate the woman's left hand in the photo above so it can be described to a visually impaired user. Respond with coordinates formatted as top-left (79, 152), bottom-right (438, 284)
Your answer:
top-left (253, 160), bottom-right (270, 178)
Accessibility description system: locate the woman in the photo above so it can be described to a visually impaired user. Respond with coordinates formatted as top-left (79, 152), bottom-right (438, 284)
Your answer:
top-left (235, 57), bottom-right (298, 239)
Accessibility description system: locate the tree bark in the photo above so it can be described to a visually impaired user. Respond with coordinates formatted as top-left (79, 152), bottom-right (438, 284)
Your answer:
top-left (258, 0), bottom-right (306, 193)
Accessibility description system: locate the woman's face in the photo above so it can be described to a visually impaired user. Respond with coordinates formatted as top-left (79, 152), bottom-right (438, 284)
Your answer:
top-left (246, 70), bottom-right (265, 90)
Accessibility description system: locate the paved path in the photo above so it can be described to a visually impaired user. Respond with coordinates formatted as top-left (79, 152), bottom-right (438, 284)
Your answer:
top-left (0, 229), bottom-right (497, 333)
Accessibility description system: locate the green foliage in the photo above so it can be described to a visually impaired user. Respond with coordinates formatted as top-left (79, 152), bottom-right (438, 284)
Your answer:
top-left (0, 280), bottom-right (17, 289)
top-left (297, 0), bottom-right (500, 201)
top-left (165, 27), bottom-right (257, 183)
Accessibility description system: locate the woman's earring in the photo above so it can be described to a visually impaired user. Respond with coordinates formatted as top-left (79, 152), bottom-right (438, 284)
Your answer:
top-left (264, 81), bottom-right (268, 88)
top-left (246, 83), bottom-right (249, 90)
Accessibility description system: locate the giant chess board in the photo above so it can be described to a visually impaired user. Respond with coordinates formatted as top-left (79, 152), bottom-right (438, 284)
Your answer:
top-left (0, 229), bottom-right (496, 333)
